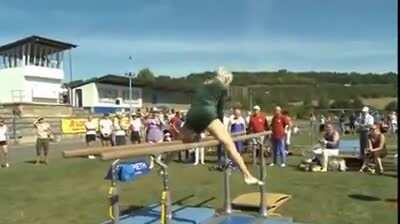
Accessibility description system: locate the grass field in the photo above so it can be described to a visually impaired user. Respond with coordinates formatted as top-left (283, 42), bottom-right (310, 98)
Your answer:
top-left (0, 128), bottom-right (397, 224)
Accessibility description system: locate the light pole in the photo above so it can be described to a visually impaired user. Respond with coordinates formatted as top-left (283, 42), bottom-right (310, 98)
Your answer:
top-left (128, 56), bottom-right (135, 115)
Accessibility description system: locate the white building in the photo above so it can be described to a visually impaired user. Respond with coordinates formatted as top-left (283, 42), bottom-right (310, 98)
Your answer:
top-left (70, 75), bottom-right (143, 114)
top-left (0, 35), bottom-right (76, 104)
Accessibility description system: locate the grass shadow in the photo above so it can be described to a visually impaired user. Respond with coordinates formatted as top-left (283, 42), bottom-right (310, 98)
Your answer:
top-left (348, 194), bottom-right (381, 201)
top-left (24, 160), bottom-right (37, 164)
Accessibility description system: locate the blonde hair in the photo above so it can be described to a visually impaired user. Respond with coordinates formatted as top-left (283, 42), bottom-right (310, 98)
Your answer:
top-left (204, 67), bottom-right (233, 87)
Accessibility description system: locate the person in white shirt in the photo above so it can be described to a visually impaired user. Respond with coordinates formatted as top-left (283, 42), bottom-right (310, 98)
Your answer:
top-left (113, 116), bottom-right (126, 146)
top-left (99, 114), bottom-right (113, 147)
top-left (193, 132), bottom-right (206, 166)
top-left (129, 114), bottom-right (142, 144)
top-left (33, 117), bottom-right (53, 165)
top-left (0, 118), bottom-right (10, 168)
top-left (85, 116), bottom-right (97, 159)
top-left (389, 111), bottom-right (397, 136)
top-left (85, 116), bottom-right (97, 146)
top-left (356, 106), bottom-right (374, 158)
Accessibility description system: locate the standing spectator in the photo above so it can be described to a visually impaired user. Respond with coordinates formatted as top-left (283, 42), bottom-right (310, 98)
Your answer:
top-left (169, 111), bottom-right (183, 140)
top-left (193, 132), bottom-right (206, 166)
top-left (84, 116), bottom-right (97, 159)
top-left (0, 118), bottom-right (10, 168)
top-left (359, 124), bottom-right (387, 174)
top-left (145, 108), bottom-right (164, 168)
top-left (228, 106), bottom-right (247, 168)
top-left (339, 111), bottom-right (346, 135)
top-left (113, 116), bottom-right (126, 146)
top-left (356, 106), bottom-right (374, 158)
top-left (282, 110), bottom-right (293, 155)
top-left (99, 114), bottom-right (113, 147)
top-left (129, 114), bottom-right (142, 144)
top-left (145, 109), bottom-right (164, 144)
top-left (319, 114), bottom-right (326, 132)
top-left (270, 106), bottom-right (289, 167)
top-left (33, 117), bottom-right (53, 165)
top-left (248, 105), bottom-right (269, 163)
top-left (349, 112), bottom-right (357, 135)
top-left (389, 111), bottom-right (397, 136)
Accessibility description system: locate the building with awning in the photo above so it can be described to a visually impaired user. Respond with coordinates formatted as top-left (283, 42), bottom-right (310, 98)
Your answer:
top-left (0, 35), bottom-right (76, 104)
top-left (68, 74), bottom-right (193, 114)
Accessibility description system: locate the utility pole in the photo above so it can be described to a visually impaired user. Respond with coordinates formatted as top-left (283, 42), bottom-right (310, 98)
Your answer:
top-left (128, 56), bottom-right (135, 115)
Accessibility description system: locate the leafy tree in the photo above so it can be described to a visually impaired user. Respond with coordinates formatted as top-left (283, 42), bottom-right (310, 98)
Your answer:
top-left (352, 98), bottom-right (364, 108)
top-left (384, 100), bottom-right (397, 111)
top-left (136, 68), bottom-right (156, 84)
top-left (318, 94), bottom-right (330, 109)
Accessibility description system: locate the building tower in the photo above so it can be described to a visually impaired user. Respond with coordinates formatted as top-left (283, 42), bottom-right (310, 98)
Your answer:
top-left (0, 35), bottom-right (76, 104)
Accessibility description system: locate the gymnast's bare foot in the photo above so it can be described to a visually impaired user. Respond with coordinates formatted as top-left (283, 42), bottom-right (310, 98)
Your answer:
top-left (244, 175), bottom-right (264, 186)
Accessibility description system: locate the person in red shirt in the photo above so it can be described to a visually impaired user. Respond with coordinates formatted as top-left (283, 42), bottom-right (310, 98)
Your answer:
top-left (248, 105), bottom-right (269, 159)
top-left (270, 106), bottom-right (289, 167)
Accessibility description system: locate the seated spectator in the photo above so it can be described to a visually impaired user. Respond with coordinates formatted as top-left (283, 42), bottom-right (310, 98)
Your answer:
top-left (312, 122), bottom-right (340, 172)
top-left (359, 124), bottom-right (387, 174)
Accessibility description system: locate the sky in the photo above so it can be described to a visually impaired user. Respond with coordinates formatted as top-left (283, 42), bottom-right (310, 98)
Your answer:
top-left (0, 0), bottom-right (397, 80)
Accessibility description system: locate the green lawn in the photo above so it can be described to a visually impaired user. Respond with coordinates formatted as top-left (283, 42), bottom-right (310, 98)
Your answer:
top-left (0, 129), bottom-right (397, 224)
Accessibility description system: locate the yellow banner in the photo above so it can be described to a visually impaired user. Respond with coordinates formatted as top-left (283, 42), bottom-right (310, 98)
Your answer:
top-left (61, 118), bottom-right (99, 134)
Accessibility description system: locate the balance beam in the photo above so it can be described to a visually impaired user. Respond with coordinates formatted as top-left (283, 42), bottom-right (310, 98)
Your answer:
top-left (101, 131), bottom-right (271, 160)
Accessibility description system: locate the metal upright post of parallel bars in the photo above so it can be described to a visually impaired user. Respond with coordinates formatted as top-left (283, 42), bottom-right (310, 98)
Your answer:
top-left (223, 146), bottom-right (232, 214)
top-left (258, 137), bottom-right (268, 217)
top-left (153, 156), bottom-right (172, 224)
top-left (110, 160), bottom-right (120, 224)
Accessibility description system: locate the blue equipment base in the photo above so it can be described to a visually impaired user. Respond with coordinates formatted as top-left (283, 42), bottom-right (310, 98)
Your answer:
top-left (102, 204), bottom-right (215, 224)
top-left (203, 213), bottom-right (297, 224)
top-left (102, 206), bottom-right (303, 224)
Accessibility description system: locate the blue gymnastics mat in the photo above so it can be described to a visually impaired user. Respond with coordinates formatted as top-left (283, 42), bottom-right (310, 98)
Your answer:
top-left (102, 204), bottom-right (215, 224)
top-left (203, 213), bottom-right (298, 224)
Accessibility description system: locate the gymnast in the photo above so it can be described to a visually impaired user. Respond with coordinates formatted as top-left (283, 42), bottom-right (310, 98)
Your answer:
top-left (180, 67), bottom-right (264, 186)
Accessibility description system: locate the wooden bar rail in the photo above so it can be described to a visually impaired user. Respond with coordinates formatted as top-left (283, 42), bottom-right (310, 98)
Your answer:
top-left (62, 133), bottom-right (250, 158)
top-left (100, 131), bottom-right (271, 160)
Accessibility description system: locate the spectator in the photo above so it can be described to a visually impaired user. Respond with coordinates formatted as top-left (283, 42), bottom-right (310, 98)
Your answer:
top-left (0, 118), bottom-right (9, 168)
top-left (99, 114), bottom-right (113, 147)
top-left (389, 111), bottom-right (397, 136)
top-left (113, 116), bottom-right (126, 146)
top-left (84, 115), bottom-right (97, 159)
top-left (309, 112), bottom-right (316, 132)
top-left (319, 114), bottom-right (326, 132)
top-left (248, 105), bottom-right (269, 159)
top-left (313, 122), bottom-right (340, 172)
top-left (129, 114), bottom-right (142, 144)
top-left (356, 106), bottom-right (374, 158)
top-left (169, 111), bottom-right (183, 140)
top-left (270, 106), bottom-right (289, 167)
top-left (33, 117), bottom-right (53, 165)
top-left (359, 124), bottom-right (387, 174)
top-left (193, 132), bottom-right (206, 166)
top-left (228, 106), bottom-right (246, 153)
top-left (145, 108), bottom-right (164, 144)
top-left (349, 112), bottom-right (357, 135)
top-left (145, 108), bottom-right (164, 169)
top-left (282, 110), bottom-right (293, 155)
top-left (339, 111), bottom-right (346, 135)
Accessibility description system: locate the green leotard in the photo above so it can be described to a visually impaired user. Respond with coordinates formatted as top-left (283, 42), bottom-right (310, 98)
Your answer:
top-left (185, 81), bottom-right (227, 133)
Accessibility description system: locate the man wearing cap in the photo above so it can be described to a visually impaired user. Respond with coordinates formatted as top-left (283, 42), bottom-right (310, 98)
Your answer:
top-left (356, 106), bottom-right (374, 158)
top-left (248, 105), bottom-right (269, 160)
top-left (33, 117), bottom-right (53, 165)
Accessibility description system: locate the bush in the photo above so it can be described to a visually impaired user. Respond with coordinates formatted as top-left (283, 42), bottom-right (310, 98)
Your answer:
top-left (384, 101), bottom-right (397, 111)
